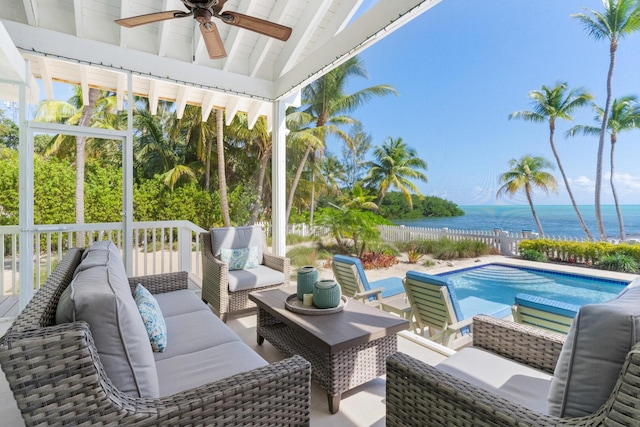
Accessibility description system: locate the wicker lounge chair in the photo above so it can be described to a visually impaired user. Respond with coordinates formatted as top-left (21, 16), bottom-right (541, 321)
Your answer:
top-left (201, 226), bottom-right (290, 322)
top-left (512, 293), bottom-right (579, 334)
top-left (332, 254), bottom-right (405, 304)
top-left (0, 248), bottom-right (310, 426)
top-left (403, 270), bottom-right (512, 348)
top-left (387, 279), bottom-right (640, 427)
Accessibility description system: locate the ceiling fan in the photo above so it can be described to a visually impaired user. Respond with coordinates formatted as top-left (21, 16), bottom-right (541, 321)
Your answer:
top-left (115, 0), bottom-right (292, 59)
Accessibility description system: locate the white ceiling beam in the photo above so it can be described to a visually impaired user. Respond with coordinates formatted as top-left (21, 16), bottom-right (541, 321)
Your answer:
top-left (3, 20), bottom-right (276, 100)
top-left (119, 0), bottom-right (129, 48)
top-left (274, 0), bottom-right (333, 78)
top-left (0, 22), bottom-right (28, 84)
top-left (201, 92), bottom-right (215, 122)
top-left (79, 65), bottom-right (89, 106)
top-left (224, 96), bottom-right (240, 126)
top-left (248, 0), bottom-right (295, 78)
top-left (275, 0), bottom-right (442, 99)
top-left (22, 0), bottom-right (38, 26)
top-left (116, 72), bottom-right (126, 110)
top-left (246, 100), bottom-right (263, 130)
top-left (157, 0), bottom-right (172, 57)
top-left (221, 1), bottom-right (254, 71)
top-left (73, 0), bottom-right (84, 37)
top-left (175, 84), bottom-right (189, 119)
top-left (37, 56), bottom-right (53, 99)
top-left (316, 0), bottom-right (363, 45)
top-left (148, 79), bottom-right (159, 115)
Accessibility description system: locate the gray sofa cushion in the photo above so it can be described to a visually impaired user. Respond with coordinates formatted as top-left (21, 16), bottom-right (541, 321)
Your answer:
top-left (155, 341), bottom-right (268, 397)
top-left (210, 226), bottom-right (264, 265)
top-left (73, 240), bottom-right (121, 274)
top-left (228, 264), bottom-right (285, 292)
top-left (547, 284), bottom-right (640, 418)
top-left (153, 310), bottom-right (242, 362)
top-left (154, 289), bottom-right (211, 317)
top-left (437, 347), bottom-right (552, 414)
top-left (55, 243), bottom-right (160, 399)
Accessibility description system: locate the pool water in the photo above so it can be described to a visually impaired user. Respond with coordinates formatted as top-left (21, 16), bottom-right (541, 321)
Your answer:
top-left (438, 264), bottom-right (629, 307)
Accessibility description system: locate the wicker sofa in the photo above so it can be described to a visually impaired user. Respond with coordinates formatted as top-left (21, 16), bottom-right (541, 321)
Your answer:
top-left (386, 315), bottom-right (640, 426)
top-left (0, 245), bottom-right (311, 426)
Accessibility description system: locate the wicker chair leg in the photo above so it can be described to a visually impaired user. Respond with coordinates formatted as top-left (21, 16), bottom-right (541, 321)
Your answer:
top-left (220, 313), bottom-right (228, 323)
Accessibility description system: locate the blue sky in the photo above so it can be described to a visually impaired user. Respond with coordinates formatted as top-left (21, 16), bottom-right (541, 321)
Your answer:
top-left (338, 0), bottom-right (640, 206)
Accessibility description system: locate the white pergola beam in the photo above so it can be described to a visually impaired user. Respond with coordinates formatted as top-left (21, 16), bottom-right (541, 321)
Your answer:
top-left (246, 101), bottom-right (263, 130)
top-left (148, 79), bottom-right (159, 115)
top-left (37, 57), bottom-right (53, 99)
top-left (116, 72), bottom-right (126, 110)
top-left (224, 96), bottom-right (240, 126)
top-left (175, 84), bottom-right (188, 118)
top-left (79, 65), bottom-right (89, 106)
top-left (201, 91), bottom-right (215, 122)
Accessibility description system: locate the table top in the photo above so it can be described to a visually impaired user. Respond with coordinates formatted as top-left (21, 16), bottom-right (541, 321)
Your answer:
top-left (249, 286), bottom-right (410, 353)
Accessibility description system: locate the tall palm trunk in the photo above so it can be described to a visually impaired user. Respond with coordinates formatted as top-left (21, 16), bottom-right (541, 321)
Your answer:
top-left (548, 120), bottom-right (594, 241)
top-left (286, 144), bottom-right (312, 224)
top-left (216, 108), bottom-right (230, 227)
top-left (75, 88), bottom-right (99, 246)
top-left (249, 152), bottom-right (269, 225)
top-left (205, 127), bottom-right (212, 191)
top-left (609, 133), bottom-right (625, 240)
top-left (595, 41), bottom-right (618, 240)
top-left (524, 186), bottom-right (545, 237)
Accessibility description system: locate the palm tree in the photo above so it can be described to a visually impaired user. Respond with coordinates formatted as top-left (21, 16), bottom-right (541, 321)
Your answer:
top-left (215, 108), bottom-right (231, 226)
top-left (35, 86), bottom-right (110, 244)
top-left (289, 55), bottom-right (397, 224)
top-left (497, 155), bottom-right (558, 237)
top-left (509, 82), bottom-right (594, 240)
top-left (363, 137), bottom-right (428, 208)
top-left (567, 96), bottom-right (640, 240)
top-left (572, 0), bottom-right (640, 239)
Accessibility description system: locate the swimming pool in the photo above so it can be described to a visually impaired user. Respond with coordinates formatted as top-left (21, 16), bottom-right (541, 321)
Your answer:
top-left (438, 264), bottom-right (629, 307)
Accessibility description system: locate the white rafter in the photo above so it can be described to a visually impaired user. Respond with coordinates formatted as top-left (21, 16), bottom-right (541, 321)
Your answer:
top-left (248, 0), bottom-right (295, 78)
top-left (224, 96), bottom-right (240, 126)
top-left (22, 0), bottom-right (38, 26)
top-left (221, 1), bottom-right (253, 71)
top-left (273, 0), bottom-right (333, 78)
top-left (148, 79), bottom-right (159, 115)
top-left (246, 100), bottom-right (263, 130)
top-left (201, 91), bottom-right (216, 122)
top-left (175, 84), bottom-right (189, 119)
top-left (119, 0), bottom-right (129, 48)
top-left (116, 72), bottom-right (126, 111)
top-left (79, 65), bottom-right (89, 106)
top-left (73, 0), bottom-right (84, 37)
top-left (37, 56), bottom-right (53, 100)
top-left (157, 0), bottom-right (172, 57)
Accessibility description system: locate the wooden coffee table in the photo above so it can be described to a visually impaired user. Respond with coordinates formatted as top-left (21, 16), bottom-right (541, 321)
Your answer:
top-left (249, 287), bottom-right (409, 414)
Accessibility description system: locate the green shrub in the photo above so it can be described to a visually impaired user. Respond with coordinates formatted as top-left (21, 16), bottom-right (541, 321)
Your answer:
top-left (599, 254), bottom-right (639, 273)
top-left (521, 249), bottom-right (548, 262)
top-left (423, 259), bottom-right (435, 267)
top-left (286, 245), bottom-right (332, 269)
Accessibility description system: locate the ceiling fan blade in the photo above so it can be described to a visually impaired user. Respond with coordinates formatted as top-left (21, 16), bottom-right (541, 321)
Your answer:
top-left (200, 23), bottom-right (227, 59)
top-left (219, 12), bottom-right (292, 41)
top-left (115, 10), bottom-right (189, 28)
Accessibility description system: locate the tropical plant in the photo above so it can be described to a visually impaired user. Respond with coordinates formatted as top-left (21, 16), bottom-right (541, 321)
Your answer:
top-left (496, 155), bottom-right (558, 237)
top-left (363, 137), bottom-right (428, 209)
top-left (521, 249), bottom-right (548, 262)
top-left (600, 254), bottom-right (639, 272)
top-left (342, 123), bottom-right (372, 189)
top-left (567, 96), bottom-right (640, 240)
top-left (572, 0), bottom-right (640, 240)
top-left (509, 82), bottom-right (594, 240)
top-left (290, 55), bottom-right (397, 224)
top-left (406, 244), bottom-right (422, 264)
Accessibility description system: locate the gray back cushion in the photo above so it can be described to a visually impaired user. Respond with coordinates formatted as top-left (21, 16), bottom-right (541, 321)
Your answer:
top-left (547, 283), bottom-right (640, 417)
top-left (56, 241), bottom-right (159, 398)
top-left (210, 226), bottom-right (263, 264)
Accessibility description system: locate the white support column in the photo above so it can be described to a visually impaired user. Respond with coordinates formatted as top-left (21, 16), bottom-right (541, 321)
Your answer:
top-left (271, 100), bottom-right (287, 256)
top-left (18, 62), bottom-right (34, 310)
top-left (122, 71), bottom-right (134, 274)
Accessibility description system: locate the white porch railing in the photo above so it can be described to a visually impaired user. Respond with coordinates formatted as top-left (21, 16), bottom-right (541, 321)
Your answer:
top-left (1, 221), bottom-right (207, 296)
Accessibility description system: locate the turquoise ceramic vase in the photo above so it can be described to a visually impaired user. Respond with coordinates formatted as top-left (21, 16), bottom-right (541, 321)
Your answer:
top-left (297, 266), bottom-right (319, 300)
top-left (313, 279), bottom-right (342, 309)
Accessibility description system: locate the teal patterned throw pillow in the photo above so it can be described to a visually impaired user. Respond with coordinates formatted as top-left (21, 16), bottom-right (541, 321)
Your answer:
top-left (220, 246), bottom-right (259, 270)
top-left (134, 284), bottom-right (167, 352)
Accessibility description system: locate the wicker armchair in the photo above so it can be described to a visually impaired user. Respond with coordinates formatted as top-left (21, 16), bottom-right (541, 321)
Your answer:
top-left (386, 315), bottom-right (640, 426)
top-left (201, 227), bottom-right (290, 322)
top-left (0, 248), bottom-right (310, 426)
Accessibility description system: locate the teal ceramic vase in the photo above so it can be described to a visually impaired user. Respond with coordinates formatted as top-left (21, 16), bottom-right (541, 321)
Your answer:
top-left (313, 279), bottom-right (342, 309)
top-left (297, 266), bottom-right (319, 300)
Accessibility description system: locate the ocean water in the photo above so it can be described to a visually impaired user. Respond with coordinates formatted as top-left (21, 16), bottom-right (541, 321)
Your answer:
top-left (395, 205), bottom-right (640, 239)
